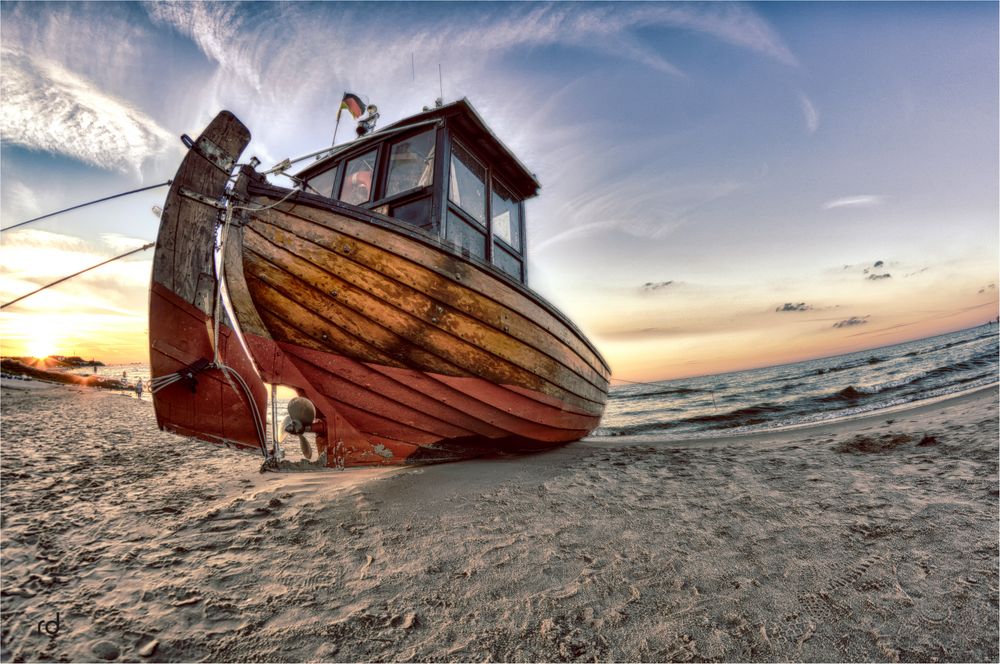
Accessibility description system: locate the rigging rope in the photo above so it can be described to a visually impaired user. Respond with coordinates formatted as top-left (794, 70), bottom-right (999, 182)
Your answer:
top-left (1, 181), bottom-right (172, 233)
top-left (610, 376), bottom-right (668, 386)
top-left (1, 242), bottom-right (155, 310)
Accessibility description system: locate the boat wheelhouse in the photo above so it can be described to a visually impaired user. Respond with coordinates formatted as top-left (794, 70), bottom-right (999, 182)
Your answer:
top-left (295, 99), bottom-right (536, 284)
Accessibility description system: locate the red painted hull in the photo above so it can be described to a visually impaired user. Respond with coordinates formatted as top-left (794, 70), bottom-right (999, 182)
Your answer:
top-left (149, 283), bottom-right (266, 453)
top-left (241, 330), bottom-right (598, 466)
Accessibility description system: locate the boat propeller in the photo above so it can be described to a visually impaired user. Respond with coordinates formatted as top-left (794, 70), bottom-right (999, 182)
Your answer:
top-left (278, 397), bottom-right (317, 461)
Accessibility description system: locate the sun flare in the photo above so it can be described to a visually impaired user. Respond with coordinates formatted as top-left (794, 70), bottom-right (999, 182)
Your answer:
top-left (25, 330), bottom-right (60, 359)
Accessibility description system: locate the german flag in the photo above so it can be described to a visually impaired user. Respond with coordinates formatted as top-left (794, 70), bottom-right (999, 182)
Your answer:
top-left (337, 93), bottom-right (365, 121)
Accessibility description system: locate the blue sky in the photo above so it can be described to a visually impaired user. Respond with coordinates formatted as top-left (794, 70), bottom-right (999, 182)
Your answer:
top-left (1, 2), bottom-right (997, 378)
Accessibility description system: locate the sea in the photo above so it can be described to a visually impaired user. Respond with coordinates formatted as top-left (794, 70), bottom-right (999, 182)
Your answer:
top-left (594, 323), bottom-right (999, 440)
top-left (84, 324), bottom-right (998, 441)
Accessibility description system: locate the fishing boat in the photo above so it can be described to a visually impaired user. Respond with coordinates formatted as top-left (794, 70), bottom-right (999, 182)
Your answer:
top-left (149, 100), bottom-right (610, 467)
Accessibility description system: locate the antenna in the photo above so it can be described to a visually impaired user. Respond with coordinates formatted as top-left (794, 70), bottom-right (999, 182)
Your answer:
top-left (438, 64), bottom-right (443, 105)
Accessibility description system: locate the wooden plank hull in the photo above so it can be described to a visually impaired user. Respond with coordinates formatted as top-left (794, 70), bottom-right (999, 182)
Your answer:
top-left (225, 177), bottom-right (610, 466)
top-left (148, 112), bottom-right (268, 455)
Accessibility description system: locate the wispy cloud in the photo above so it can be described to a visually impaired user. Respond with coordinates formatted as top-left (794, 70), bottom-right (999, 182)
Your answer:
top-left (823, 195), bottom-right (885, 210)
top-left (799, 93), bottom-right (819, 134)
top-left (595, 326), bottom-right (684, 341)
top-left (833, 316), bottom-right (870, 328)
top-left (138, 1), bottom-right (797, 157)
top-left (100, 233), bottom-right (152, 254)
top-left (535, 169), bottom-right (746, 252)
top-left (0, 47), bottom-right (173, 176)
top-left (2, 179), bottom-right (40, 221)
top-left (632, 3), bottom-right (798, 67)
top-left (147, 2), bottom-right (796, 87)
top-left (640, 281), bottom-right (675, 294)
top-left (776, 302), bottom-right (812, 312)
top-left (0, 230), bottom-right (151, 314)
top-left (145, 2), bottom-right (263, 90)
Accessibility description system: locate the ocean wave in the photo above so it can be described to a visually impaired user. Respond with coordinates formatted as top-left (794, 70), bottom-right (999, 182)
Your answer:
top-left (680, 403), bottom-right (789, 428)
top-left (900, 333), bottom-right (997, 359)
top-left (814, 357), bottom-right (881, 376)
top-left (820, 358), bottom-right (992, 402)
top-left (591, 420), bottom-right (679, 437)
top-left (625, 386), bottom-right (703, 400)
top-left (908, 354), bottom-right (996, 384)
top-left (821, 386), bottom-right (868, 401)
top-left (818, 378), bottom-right (915, 402)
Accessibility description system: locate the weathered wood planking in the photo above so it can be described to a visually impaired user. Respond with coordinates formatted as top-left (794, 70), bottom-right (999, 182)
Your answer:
top-left (242, 203), bottom-right (608, 401)
top-left (240, 225), bottom-right (606, 410)
top-left (245, 215), bottom-right (608, 394)
top-left (246, 184), bottom-right (610, 384)
top-left (153, 113), bottom-right (249, 310)
top-left (241, 253), bottom-right (604, 416)
top-left (222, 223), bottom-right (271, 341)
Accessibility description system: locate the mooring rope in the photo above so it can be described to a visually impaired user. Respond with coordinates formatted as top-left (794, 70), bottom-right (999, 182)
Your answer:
top-left (1, 181), bottom-right (172, 233)
top-left (610, 376), bottom-right (667, 386)
top-left (1, 242), bottom-right (155, 310)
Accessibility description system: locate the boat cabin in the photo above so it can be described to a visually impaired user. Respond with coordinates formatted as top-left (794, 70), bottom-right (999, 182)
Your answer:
top-left (295, 99), bottom-right (539, 283)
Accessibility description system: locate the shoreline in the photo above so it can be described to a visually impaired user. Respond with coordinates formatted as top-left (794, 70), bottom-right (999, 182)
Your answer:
top-left (2, 380), bottom-right (997, 661)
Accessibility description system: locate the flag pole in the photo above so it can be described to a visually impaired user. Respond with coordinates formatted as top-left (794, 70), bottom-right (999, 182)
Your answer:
top-left (331, 91), bottom-right (345, 147)
top-left (331, 114), bottom-right (341, 147)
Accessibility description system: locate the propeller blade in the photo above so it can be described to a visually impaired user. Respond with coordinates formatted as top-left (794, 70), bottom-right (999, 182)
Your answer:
top-left (278, 415), bottom-right (293, 445)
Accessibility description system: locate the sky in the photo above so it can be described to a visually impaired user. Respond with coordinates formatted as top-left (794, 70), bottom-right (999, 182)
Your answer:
top-left (0, 1), bottom-right (997, 381)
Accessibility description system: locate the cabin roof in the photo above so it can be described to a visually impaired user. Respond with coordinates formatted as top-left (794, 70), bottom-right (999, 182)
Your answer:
top-left (297, 98), bottom-right (541, 199)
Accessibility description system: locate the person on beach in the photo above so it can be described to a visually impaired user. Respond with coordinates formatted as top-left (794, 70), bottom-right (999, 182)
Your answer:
top-left (135, 379), bottom-right (144, 399)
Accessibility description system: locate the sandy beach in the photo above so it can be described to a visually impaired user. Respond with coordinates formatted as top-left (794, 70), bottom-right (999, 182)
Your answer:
top-left (1, 380), bottom-right (997, 662)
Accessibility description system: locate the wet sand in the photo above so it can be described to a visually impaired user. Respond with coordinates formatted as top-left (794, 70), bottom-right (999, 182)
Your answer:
top-left (1, 381), bottom-right (997, 662)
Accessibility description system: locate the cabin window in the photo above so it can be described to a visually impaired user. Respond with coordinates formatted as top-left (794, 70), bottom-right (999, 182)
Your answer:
top-left (445, 210), bottom-right (486, 260)
top-left (386, 129), bottom-right (435, 198)
top-left (490, 179), bottom-right (522, 250)
top-left (493, 243), bottom-right (523, 281)
top-left (305, 167), bottom-right (337, 198)
top-left (338, 149), bottom-right (377, 206)
top-left (390, 196), bottom-right (435, 232)
top-left (449, 141), bottom-right (487, 225)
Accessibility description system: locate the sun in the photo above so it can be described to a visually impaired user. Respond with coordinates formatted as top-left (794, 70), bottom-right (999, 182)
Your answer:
top-left (25, 331), bottom-right (60, 359)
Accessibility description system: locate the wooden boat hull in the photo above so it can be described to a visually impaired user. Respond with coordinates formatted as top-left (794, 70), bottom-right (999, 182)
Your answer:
top-left (224, 175), bottom-right (610, 466)
top-left (148, 112), bottom-right (268, 456)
